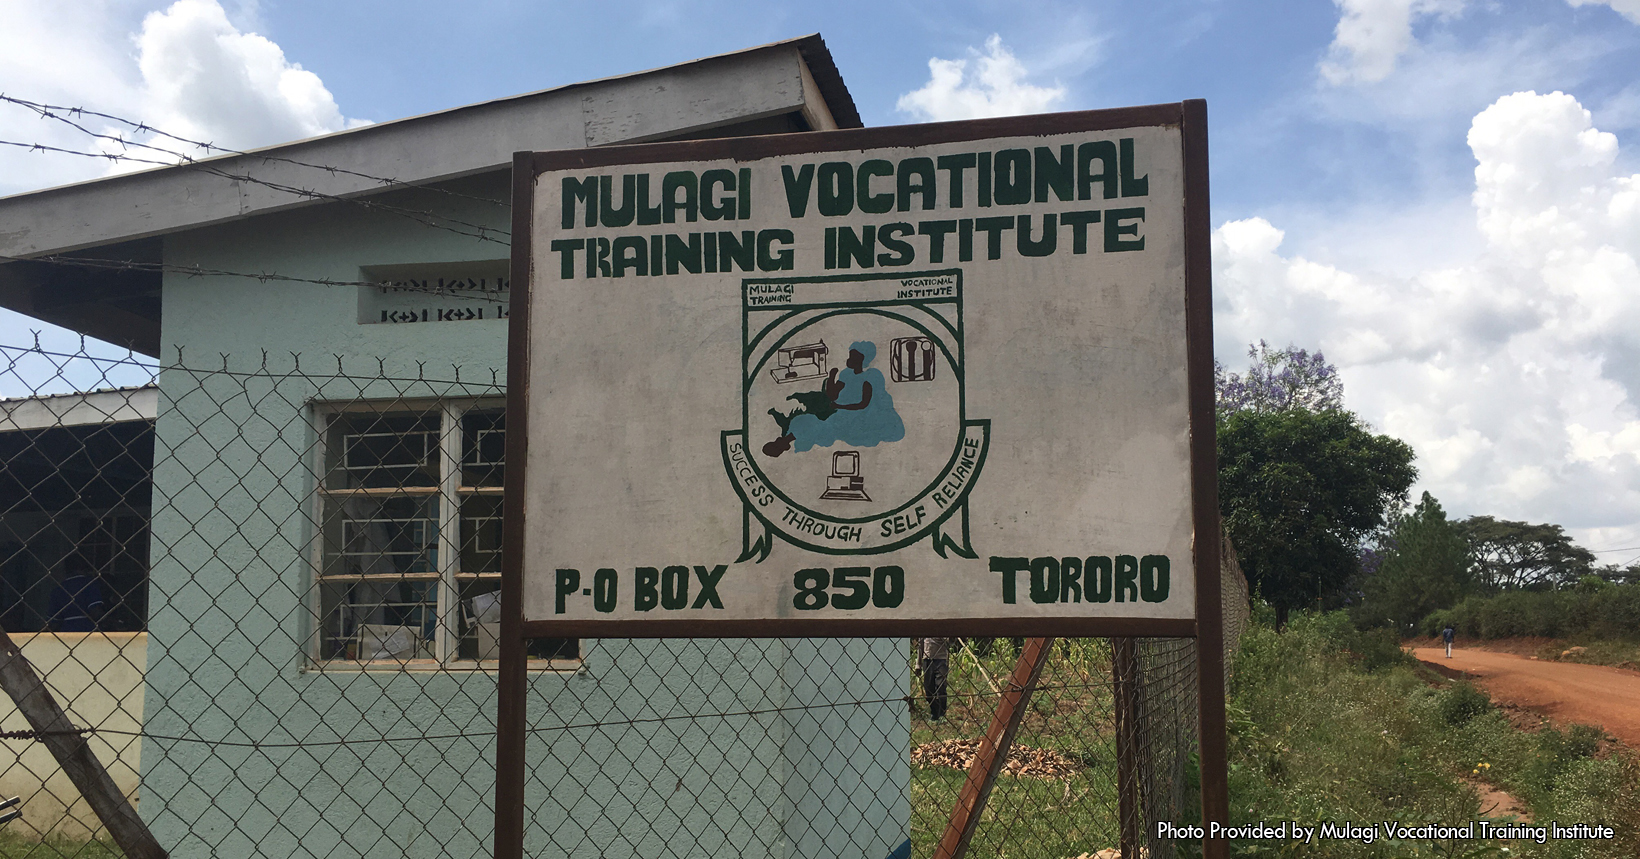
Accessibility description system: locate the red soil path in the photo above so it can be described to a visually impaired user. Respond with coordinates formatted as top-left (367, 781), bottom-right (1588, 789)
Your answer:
top-left (1412, 647), bottom-right (1640, 747)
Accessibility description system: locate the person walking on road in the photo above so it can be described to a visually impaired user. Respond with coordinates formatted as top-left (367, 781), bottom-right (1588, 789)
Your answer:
top-left (1443, 624), bottom-right (1456, 658)
top-left (920, 637), bottom-right (950, 721)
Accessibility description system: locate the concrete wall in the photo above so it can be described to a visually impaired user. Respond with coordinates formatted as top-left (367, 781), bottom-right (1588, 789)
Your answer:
top-left (1, 632), bottom-right (147, 840)
top-left (141, 175), bottom-right (907, 858)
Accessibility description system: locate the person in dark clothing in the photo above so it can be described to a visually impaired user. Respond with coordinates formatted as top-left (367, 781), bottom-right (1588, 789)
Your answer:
top-left (920, 637), bottom-right (950, 721)
top-left (1442, 624), bottom-right (1455, 658)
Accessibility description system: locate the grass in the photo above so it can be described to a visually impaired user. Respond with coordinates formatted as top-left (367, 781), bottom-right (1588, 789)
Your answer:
top-left (903, 621), bottom-right (1640, 858)
top-left (14, 624), bottom-right (1636, 858)
top-left (0, 829), bottom-right (121, 859)
top-left (1530, 637), bottom-right (1640, 670)
top-left (906, 638), bottom-right (1125, 858)
top-left (1228, 611), bottom-right (1640, 858)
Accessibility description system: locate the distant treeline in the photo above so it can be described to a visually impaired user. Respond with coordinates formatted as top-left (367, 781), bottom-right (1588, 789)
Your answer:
top-left (1422, 580), bottom-right (1640, 640)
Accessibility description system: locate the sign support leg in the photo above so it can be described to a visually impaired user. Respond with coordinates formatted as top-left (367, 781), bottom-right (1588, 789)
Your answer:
top-left (934, 636), bottom-right (1054, 859)
top-left (495, 150), bottom-right (534, 859)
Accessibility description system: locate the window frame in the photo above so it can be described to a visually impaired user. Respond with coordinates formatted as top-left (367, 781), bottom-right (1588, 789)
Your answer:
top-left (305, 396), bottom-right (575, 671)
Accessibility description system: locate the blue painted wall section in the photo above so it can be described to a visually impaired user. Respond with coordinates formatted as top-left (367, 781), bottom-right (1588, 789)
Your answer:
top-left (140, 175), bottom-right (909, 857)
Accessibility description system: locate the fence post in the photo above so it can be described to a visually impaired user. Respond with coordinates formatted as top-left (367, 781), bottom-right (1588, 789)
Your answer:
top-left (0, 628), bottom-right (167, 859)
top-left (1113, 637), bottom-right (1143, 857)
top-left (934, 636), bottom-right (1054, 859)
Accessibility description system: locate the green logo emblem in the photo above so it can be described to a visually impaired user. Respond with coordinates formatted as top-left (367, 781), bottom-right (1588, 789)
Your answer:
top-left (722, 270), bottom-right (989, 561)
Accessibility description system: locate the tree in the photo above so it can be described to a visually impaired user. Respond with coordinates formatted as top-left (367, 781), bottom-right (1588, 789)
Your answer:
top-left (1596, 562), bottom-right (1640, 586)
top-left (1455, 516), bottom-right (1596, 591)
top-left (1218, 408), bottom-right (1417, 626)
top-left (1215, 341), bottom-right (1344, 415)
top-left (1359, 492), bottom-right (1471, 632)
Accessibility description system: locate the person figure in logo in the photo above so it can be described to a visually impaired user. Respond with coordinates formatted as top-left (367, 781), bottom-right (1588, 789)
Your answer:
top-left (763, 340), bottom-right (904, 457)
top-left (1442, 623), bottom-right (1455, 658)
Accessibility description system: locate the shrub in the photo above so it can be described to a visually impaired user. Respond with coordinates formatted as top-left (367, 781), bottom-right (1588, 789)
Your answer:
top-left (1417, 582), bottom-right (1640, 641)
top-left (1437, 681), bottom-right (1492, 726)
top-left (1597, 586), bottom-right (1640, 635)
top-left (1536, 755), bottom-right (1640, 859)
top-left (1353, 627), bottom-right (1413, 671)
top-left (1523, 723), bottom-right (1603, 798)
top-left (1421, 609), bottom-right (1454, 638)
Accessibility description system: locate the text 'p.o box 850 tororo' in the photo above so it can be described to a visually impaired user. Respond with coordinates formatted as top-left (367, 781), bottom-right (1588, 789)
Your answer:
top-left (504, 103), bottom-right (1218, 638)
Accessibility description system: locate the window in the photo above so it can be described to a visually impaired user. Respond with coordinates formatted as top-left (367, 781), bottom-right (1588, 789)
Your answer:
top-left (310, 400), bottom-right (574, 666)
top-left (75, 512), bottom-right (150, 631)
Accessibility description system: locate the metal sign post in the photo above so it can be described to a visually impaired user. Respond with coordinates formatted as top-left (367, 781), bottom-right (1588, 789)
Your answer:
top-left (499, 100), bottom-right (1225, 859)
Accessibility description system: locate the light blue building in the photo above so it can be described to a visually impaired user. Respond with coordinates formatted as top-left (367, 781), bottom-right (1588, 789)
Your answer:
top-left (0, 36), bottom-right (911, 859)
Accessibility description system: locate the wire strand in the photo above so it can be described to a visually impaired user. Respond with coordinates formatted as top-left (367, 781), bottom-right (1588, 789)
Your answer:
top-left (0, 94), bottom-right (507, 209)
top-left (0, 137), bottom-right (508, 245)
top-left (0, 253), bottom-right (509, 304)
top-left (29, 679), bottom-right (1123, 750)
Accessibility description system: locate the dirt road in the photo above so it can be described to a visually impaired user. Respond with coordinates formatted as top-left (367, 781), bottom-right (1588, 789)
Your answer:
top-left (1412, 647), bottom-right (1640, 747)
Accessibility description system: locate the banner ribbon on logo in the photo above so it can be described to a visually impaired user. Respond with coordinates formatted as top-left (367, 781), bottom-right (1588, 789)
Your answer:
top-left (722, 420), bottom-right (989, 562)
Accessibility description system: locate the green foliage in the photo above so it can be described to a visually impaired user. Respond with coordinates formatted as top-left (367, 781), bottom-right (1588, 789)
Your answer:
top-left (1436, 681), bottom-right (1492, 726)
top-left (1229, 613), bottom-right (1481, 856)
top-left (908, 639), bottom-right (1123, 857)
top-left (1218, 409), bottom-right (1416, 619)
top-left (0, 831), bottom-right (122, 859)
top-left (1360, 492), bottom-right (1471, 632)
top-left (1521, 724), bottom-right (1601, 795)
top-left (1305, 609), bottom-right (1414, 670)
top-left (1353, 627), bottom-right (1415, 671)
top-left (1231, 609), bottom-right (1640, 858)
top-left (1575, 573), bottom-right (1610, 592)
top-left (1456, 516), bottom-right (1596, 591)
top-left (1533, 755), bottom-right (1640, 859)
top-left (1420, 582), bottom-right (1640, 640)
top-left (1357, 488), bottom-right (1476, 629)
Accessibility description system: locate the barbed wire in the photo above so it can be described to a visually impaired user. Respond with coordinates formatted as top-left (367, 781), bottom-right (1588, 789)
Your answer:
top-left (0, 252), bottom-right (509, 304)
top-left (0, 727), bottom-right (94, 741)
top-left (0, 137), bottom-right (508, 246)
top-left (1, 339), bottom-right (504, 388)
top-left (0, 93), bottom-right (508, 210)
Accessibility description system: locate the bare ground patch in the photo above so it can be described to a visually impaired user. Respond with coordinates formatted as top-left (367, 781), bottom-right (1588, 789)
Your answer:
top-left (911, 738), bottom-right (1085, 780)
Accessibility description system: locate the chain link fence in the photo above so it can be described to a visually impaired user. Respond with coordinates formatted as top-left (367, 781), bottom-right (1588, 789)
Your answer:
top-left (1, 341), bottom-right (1246, 859)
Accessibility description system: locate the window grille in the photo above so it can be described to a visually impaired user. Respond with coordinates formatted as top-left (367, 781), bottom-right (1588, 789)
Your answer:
top-left (309, 401), bottom-right (573, 665)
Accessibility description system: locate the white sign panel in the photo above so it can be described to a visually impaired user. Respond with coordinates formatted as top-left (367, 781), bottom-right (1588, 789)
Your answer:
top-left (511, 107), bottom-right (1210, 632)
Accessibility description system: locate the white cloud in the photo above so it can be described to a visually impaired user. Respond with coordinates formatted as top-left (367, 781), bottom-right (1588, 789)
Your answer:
top-left (1216, 91), bottom-right (1640, 548)
top-left (0, 0), bottom-right (360, 355)
top-left (1567, 0), bottom-right (1640, 24)
top-left (896, 35), bottom-right (1066, 122)
top-left (0, 0), bottom-right (358, 196)
top-left (1320, 0), bottom-right (1467, 85)
top-left (132, 0), bottom-right (352, 152)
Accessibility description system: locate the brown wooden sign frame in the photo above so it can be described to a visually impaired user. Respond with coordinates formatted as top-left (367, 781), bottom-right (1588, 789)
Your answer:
top-left (497, 100), bottom-right (1226, 859)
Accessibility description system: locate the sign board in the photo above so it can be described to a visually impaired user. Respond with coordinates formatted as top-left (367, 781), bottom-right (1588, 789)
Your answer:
top-left (505, 103), bottom-right (1216, 636)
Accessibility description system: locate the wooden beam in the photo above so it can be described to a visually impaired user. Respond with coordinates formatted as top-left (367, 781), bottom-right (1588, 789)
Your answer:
top-left (935, 637), bottom-right (1054, 859)
top-left (0, 627), bottom-right (166, 858)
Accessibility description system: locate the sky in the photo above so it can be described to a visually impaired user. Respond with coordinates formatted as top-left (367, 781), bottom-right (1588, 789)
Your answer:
top-left (1, 0), bottom-right (1638, 562)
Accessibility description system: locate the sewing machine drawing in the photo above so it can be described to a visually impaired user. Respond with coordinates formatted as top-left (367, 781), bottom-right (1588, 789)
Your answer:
top-left (769, 341), bottom-right (828, 384)
top-left (819, 450), bottom-right (870, 501)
